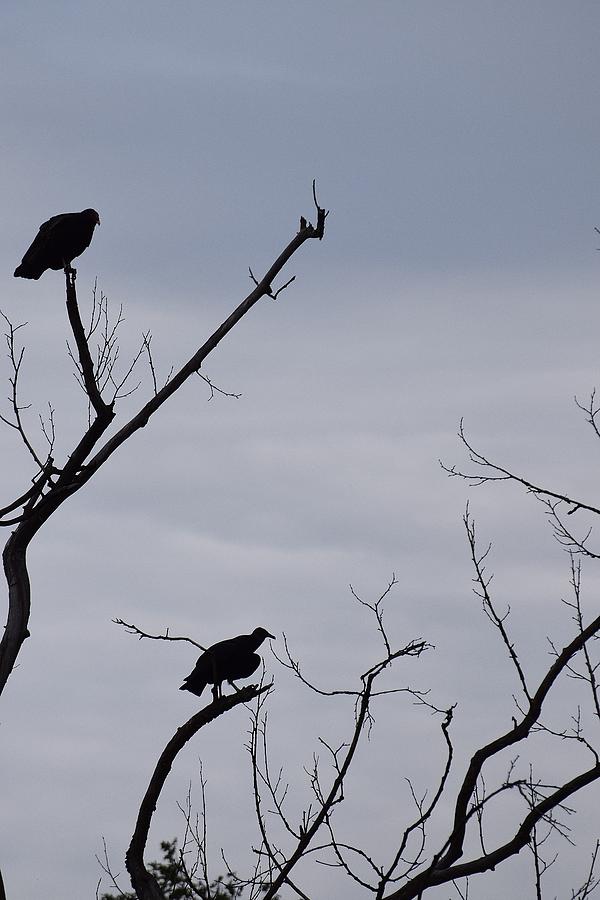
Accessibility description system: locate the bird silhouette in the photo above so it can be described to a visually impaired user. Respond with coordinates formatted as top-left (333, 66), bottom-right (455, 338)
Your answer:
top-left (180, 627), bottom-right (275, 701)
top-left (14, 208), bottom-right (100, 279)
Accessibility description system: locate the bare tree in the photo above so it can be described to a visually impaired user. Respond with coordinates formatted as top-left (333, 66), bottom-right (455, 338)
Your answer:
top-left (0, 189), bottom-right (326, 896)
top-left (112, 408), bottom-right (600, 899)
top-left (4, 193), bottom-right (600, 899)
top-left (112, 580), bottom-right (433, 899)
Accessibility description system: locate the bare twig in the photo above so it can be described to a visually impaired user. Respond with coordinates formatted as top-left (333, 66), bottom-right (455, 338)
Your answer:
top-left (0, 311), bottom-right (48, 471)
top-left (95, 836), bottom-right (130, 898)
top-left (464, 506), bottom-right (531, 700)
top-left (441, 420), bottom-right (600, 519)
top-left (142, 332), bottom-right (158, 397)
top-left (571, 840), bottom-right (600, 899)
top-left (375, 707), bottom-right (455, 897)
top-left (350, 574), bottom-right (397, 658)
top-left (113, 618), bottom-right (206, 652)
top-left (196, 371), bottom-right (242, 402)
top-left (257, 672), bottom-right (376, 900)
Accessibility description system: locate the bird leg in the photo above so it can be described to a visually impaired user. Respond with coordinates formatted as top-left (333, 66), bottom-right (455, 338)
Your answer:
top-left (209, 651), bottom-right (221, 700)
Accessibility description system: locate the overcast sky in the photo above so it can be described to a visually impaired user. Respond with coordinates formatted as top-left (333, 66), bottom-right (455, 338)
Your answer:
top-left (1, 3), bottom-right (600, 899)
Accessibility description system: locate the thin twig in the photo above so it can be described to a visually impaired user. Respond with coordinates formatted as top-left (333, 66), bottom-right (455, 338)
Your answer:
top-left (113, 618), bottom-right (206, 652)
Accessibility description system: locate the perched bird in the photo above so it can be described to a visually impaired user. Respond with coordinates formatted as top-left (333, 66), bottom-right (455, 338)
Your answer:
top-left (180, 626), bottom-right (275, 701)
top-left (14, 208), bottom-right (100, 279)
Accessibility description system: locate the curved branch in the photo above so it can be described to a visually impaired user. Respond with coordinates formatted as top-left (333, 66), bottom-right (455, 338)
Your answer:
top-left (384, 762), bottom-right (600, 899)
top-left (378, 707), bottom-right (455, 894)
top-left (0, 483), bottom-right (40, 519)
top-left (126, 684), bottom-right (271, 900)
top-left (381, 610), bottom-right (600, 900)
top-left (438, 610), bottom-right (600, 871)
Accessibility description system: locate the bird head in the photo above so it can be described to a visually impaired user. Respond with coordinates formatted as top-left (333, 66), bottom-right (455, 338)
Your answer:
top-left (82, 209), bottom-right (100, 226)
top-left (253, 627), bottom-right (276, 642)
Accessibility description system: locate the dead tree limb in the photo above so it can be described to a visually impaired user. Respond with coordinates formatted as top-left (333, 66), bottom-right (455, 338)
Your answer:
top-left (0, 192), bottom-right (326, 699)
top-left (126, 685), bottom-right (271, 900)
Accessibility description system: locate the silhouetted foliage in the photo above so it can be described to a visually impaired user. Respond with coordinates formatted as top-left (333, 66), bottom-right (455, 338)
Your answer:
top-left (100, 839), bottom-right (243, 900)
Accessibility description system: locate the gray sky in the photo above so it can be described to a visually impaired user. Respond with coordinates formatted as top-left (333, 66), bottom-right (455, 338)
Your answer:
top-left (1, 3), bottom-right (600, 898)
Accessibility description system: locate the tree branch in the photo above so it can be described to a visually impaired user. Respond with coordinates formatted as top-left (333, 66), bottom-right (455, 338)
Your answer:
top-left (0, 191), bottom-right (326, 699)
top-left (113, 617), bottom-right (206, 652)
top-left (441, 420), bottom-right (600, 519)
top-left (381, 609), bottom-right (600, 899)
top-left (464, 506), bottom-right (531, 700)
top-left (76, 200), bottom-right (327, 488)
top-left (385, 762), bottom-right (600, 898)
top-left (64, 268), bottom-right (113, 418)
top-left (126, 685), bottom-right (271, 900)
top-left (259, 676), bottom-right (374, 900)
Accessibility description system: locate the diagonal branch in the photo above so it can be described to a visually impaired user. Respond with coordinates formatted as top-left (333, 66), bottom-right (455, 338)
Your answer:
top-left (0, 191), bottom-right (327, 701)
top-left (76, 202), bottom-right (327, 488)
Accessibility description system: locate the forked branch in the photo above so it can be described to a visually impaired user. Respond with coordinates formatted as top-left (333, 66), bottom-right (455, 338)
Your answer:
top-left (0, 188), bottom-right (327, 702)
top-left (381, 529), bottom-right (600, 900)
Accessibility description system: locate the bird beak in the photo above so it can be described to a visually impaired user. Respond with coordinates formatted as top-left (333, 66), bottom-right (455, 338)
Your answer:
top-left (266, 631), bottom-right (276, 640)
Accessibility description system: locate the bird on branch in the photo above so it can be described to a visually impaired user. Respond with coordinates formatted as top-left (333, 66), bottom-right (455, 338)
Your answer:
top-left (14, 208), bottom-right (100, 279)
top-left (180, 627), bottom-right (275, 701)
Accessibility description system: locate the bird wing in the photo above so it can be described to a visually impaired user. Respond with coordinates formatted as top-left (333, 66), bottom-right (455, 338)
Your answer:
top-left (227, 652), bottom-right (261, 682)
top-left (15, 210), bottom-right (98, 279)
top-left (184, 649), bottom-right (215, 680)
top-left (210, 634), bottom-right (249, 652)
top-left (18, 215), bottom-right (68, 270)
top-left (186, 635), bottom-right (254, 680)
top-left (38, 213), bottom-right (69, 233)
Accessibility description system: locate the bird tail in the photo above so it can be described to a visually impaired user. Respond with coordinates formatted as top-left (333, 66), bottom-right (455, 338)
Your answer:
top-left (179, 680), bottom-right (207, 697)
top-left (14, 265), bottom-right (41, 279)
